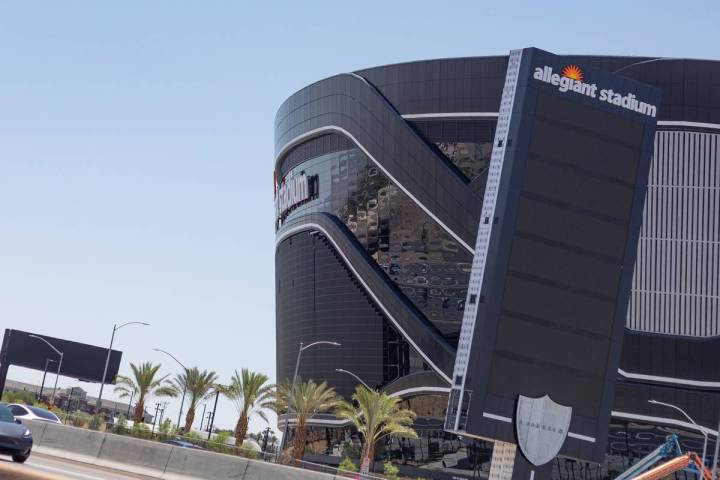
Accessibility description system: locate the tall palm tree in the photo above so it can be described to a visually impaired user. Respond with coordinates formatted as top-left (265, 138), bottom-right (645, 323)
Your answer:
top-left (114, 362), bottom-right (176, 423)
top-left (275, 378), bottom-right (340, 463)
top-left (169, 367), bottom-right (218, 433)
top-left (336, 386), bottom-right (417, 474)
top-left (220, 369), bottom-right (274, 446)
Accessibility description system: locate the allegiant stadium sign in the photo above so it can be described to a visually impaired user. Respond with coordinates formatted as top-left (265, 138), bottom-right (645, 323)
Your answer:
top-left (274, 172), bottom-right (319, 227)
top-left (533, 65), bottom-right (658, 118)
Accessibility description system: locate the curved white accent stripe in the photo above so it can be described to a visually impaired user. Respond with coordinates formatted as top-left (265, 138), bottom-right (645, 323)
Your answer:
top-left (389, 386), bottom-right (450, 398)
top-left (275, 126), bottom-right (473, 253)
top-left (611, 410), bottom-right (719, 437)
top-left (483, 412), bottom-right (512, 423)
top-left (567, 432), bottom-right (596, 443)
top-left (618, 369), bottom-right (720, 389)
top-left (401, 113), bottom-right (720, 131)
top-left (482, 411), bottom-right (596, 443)
top-left (656, 120), bottom-right (720, 130)
top-left (276, 223), bottom-right (452, 384)
top-left (402, 112), bottom-right (499, 119)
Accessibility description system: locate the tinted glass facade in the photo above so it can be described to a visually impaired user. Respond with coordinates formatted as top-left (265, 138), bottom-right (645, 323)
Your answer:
top-left (280, 148), bottom-right (473, 347)
top-left (275, 53), bottom-right (720, 479)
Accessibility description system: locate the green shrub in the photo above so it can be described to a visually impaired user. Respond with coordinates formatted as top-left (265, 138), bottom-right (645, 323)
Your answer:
top-left (383, 461), bottom-right (399, 478)
top-left (208, 431), bottom-right (230, 453)
top-left (69, 411), bottom-right (91, 428)
top-left (338, 457), bottom-right (358, 472)
top-left (131, 422), bottom-right (152, 439)
top-left (238, 443), bottom-right (257, 459)
top-left (89, 414), bottom-right (104, 431)
top-left (112, 415), bottom-right (128, 435)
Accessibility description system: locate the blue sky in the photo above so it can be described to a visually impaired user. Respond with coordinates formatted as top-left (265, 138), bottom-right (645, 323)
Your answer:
top-left (0, 0), bottom-right (717, 434)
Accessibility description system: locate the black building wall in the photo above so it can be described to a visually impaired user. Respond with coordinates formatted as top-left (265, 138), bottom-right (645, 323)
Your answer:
top-left (275, 53), bottom-right (720, 439)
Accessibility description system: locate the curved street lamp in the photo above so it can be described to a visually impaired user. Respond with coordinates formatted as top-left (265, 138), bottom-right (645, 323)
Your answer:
top-left (97, 322), bottom-right (150, 411)
top-left (278, 340), bottom-right (341, 460)
top-left (335, 368), bottom-right (372, 390)
top-left (154, 348), bottom-right (188, 431)
top-left (28, 335), bottom-right (63, 404)
top-left (649, 399), bottom-right (708, 475)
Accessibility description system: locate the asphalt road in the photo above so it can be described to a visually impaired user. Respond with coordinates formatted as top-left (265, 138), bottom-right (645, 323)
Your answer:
top-left (0, 453), bottom-right (157, 480)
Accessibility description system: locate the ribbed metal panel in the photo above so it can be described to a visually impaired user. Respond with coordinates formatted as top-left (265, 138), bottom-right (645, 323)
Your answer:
top-left (628, 130), bottom-right (720, 337)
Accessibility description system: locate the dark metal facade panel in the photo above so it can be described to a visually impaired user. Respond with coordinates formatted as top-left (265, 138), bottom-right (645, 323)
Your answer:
top-left (275, 228), bottom-right (385, 400)
top-left (277, 212), bottom-right (457, 381)
top-left (274, 73), bottom-right (482, 248)
top-left (351, 56), bottom-right (720, 123)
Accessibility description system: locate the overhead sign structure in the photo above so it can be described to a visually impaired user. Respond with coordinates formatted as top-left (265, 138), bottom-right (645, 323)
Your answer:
top-left (0, 329), bottom-right (122, 396)
top-left (444, 47), bottom-right (661, 475)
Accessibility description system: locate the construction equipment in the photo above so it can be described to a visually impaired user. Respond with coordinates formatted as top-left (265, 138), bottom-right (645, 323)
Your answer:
top-left (631, 452), bottom-right (711, 480)
top-left (615, 434), bottom-right (683, 480)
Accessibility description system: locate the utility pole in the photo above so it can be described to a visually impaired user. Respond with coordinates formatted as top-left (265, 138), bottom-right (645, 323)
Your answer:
top-left (126, 390), bottom-right (135, 419)
top-left (262, 427), bottom-right (271, 452)
top-left (199, 403), bottom-right (207, 431)
top-left (207, 389), bottom-right (220, 440)
top-left (66, 387), bottom-right (75, 413)
top-left (151, 403), bottom-right (161, 435)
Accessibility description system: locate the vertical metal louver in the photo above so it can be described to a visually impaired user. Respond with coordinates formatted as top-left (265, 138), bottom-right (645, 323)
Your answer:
top-left (627, 130), bottom-right (719, 337)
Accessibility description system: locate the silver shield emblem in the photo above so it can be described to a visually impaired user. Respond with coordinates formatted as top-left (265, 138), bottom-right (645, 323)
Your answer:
top-left (516, 395), bottom-right (572, 466)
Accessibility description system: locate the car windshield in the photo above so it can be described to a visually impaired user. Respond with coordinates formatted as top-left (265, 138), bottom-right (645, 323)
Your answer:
top-left (28, 406), bottom-right (59, 421)
top-left (0, 404), bottom-right (15, 423)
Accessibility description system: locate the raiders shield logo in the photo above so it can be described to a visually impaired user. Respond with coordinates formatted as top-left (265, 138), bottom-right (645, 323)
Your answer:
top-left (516, 395), bottom-right (572, 466)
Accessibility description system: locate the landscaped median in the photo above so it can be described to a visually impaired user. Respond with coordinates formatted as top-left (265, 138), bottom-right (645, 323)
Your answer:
top-left (22, 419), bottom-right (344, 480)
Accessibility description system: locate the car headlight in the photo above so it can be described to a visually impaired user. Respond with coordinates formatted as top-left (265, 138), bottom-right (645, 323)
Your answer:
top-left (23, 428), bottom-right (31, 437)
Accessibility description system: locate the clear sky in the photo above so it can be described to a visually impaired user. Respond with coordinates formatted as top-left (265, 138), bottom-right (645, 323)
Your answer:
top-left (0, 0), bottom-right (717, 435)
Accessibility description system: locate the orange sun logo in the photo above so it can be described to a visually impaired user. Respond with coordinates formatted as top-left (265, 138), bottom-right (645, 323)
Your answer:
top-left (561, 65), bottom-right (583, 82)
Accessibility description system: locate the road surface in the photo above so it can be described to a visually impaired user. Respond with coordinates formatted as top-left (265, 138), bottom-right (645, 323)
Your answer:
top-left (0, 453), bottom-right (157, 480)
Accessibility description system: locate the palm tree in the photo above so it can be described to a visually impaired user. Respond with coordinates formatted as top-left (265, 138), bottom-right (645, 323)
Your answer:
top-left (114, 362), bottom-right (176, 424)
top-left (169, 367), bottom-right (218, 433)
top-left (275, 378), bottom-right (340, 463)
top-left (220, 369), bottom-right (274, 446)
top-left (336, 386), bottom-right (417, 474)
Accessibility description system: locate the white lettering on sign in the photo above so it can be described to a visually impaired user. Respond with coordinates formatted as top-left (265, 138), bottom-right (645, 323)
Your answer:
top-left (533, 65), bottom-right (657, 118)
top-left (274, 173), bottom-right (318, 227)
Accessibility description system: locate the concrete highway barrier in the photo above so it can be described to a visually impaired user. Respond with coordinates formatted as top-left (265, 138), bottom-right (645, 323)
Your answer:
top-left (22, 419), bottom-right (340, 480)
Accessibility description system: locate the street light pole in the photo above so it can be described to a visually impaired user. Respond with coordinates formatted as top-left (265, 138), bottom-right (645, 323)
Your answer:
top-left (97, 322), bottom-right (149, 411)
top-left (38, 358), bottom-right (56, 401)
top-left (711, 413), bottom-right (720, 480)
top-left (153, 348), bottom-right (187, 431)
top-left (28, 335), bottom-right (63, 405)
top-left (277, 341), bottom-right (341, 461)
top-left (335, 368), bottom-right (372, 390)
top-left (649, 400), bottom-right (708, 476)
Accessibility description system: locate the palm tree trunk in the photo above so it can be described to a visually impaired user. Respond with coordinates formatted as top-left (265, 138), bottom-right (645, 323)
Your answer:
top-left (360, 443), bottom-right (375, 474)
top-left (292, 419), bottom-right (307, 464)
top-left (234, 412), bottom-right (248, 447)
top-left (133, 398), bottom-right (144, 424)
top-left (184, 405), bottom-right (195, 433)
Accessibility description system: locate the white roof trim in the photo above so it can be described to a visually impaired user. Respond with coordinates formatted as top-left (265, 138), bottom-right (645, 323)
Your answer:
top-left (402, 112), bottom-right (499, 119)
top-left (611, 410), bottom-right (718, 437)
top-left (618, 368), bottom-right (720, 389)
top-left (275, 126), bottom-right (473, 253)
top-left (389, 386), bottom-right (450, 398)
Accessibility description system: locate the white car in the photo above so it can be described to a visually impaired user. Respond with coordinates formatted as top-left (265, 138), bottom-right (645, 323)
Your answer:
top-left (8, 404), bottom-right (62, 425)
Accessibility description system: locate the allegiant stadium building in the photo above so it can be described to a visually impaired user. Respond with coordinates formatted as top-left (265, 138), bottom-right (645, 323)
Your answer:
top-left (274, 54), bottom-right (720, 479)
